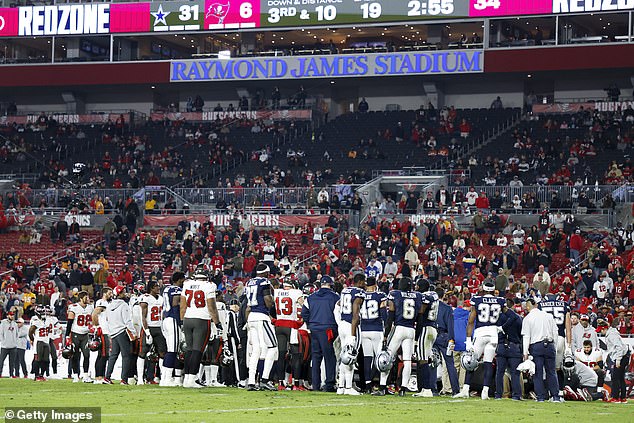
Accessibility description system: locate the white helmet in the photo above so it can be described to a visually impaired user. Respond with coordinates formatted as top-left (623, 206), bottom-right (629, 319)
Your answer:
top-left (461, 350), bottom-right (479, 372)
top-left (340, 344), bottom-right (357, 366)
top-left (430, 347), bottom-right (442, 368)
top-left (375, 350), bottom-right (393, 372)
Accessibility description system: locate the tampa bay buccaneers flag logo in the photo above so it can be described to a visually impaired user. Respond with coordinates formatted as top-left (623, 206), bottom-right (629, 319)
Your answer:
top-left (206, 2), bottom-right (230, 24)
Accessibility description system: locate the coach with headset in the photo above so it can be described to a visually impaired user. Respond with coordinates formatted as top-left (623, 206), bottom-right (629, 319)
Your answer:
top-left (521, 298), bottom-right (562, 402)
top-left (301, 276), bottom-right (340, 392)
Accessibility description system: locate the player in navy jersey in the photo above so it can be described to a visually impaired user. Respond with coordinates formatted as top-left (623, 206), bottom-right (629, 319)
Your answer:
top-left (455, 279), bottom-right (507, 400)
top-left (412, 279), bottom-right (440, 397)
top-left (360, 277), bottom-right (387, 391)
top-left (161, 271), bottom-right (184, 386)
top-left (337, 273), bottom-right (366, 395)
top-left (538, 294), bottom-right (572, 373)
top-left (374, 277), bottom-right (424, 396)
top-left (245, 263), bottom-right (277, 391)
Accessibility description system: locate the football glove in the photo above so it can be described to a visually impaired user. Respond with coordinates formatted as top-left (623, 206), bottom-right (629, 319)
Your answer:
top-left (465, 338), bottom-right (473, 352)
top-left (145, 332), bottom-right (153, 345)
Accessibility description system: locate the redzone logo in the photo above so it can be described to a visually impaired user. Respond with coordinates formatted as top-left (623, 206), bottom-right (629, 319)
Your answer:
top-left (18, 4), bottom-right (109, 36)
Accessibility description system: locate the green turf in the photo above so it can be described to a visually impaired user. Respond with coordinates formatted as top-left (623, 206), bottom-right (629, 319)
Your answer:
top-left (0, 380), bottom-right (628, 422)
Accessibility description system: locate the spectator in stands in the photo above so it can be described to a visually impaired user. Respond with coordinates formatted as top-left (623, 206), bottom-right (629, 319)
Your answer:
top-left (490, 96), bottom-right (503, 109)
top-left (358, 98), bottom-right (369, 113)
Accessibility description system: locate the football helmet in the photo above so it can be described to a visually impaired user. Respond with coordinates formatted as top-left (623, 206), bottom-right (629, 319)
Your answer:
top-left (193, 266), bottom-right (210, 280)
top-left (482, 279), bottom-right (495, 292)
top-left (340, 343), bottom-right (357, 366)
top-left (221, 342), bottom-right (234, 366)
top-left (34, 305), bottom-right (47, 318)
top-left (177, 339), bottom-right (187, 363)
top-left (460, 350), bottom-right (479, 372)
top-left (62, 343), bottom-right (75, 360)
top-left (375, 350), bottom-right (393, 372)
top-left (430, 347), bottom-right (442, 368)
top-left (302, 284), bottom-right (316, 296)
top-left (146, 345), bottom-right (160, 363)
top-left (88, 335), bottom-right (102, 352)
top-left (563, 352), bottom-right (575, 372)
top-left (133, 282), bottom-right (145, 295)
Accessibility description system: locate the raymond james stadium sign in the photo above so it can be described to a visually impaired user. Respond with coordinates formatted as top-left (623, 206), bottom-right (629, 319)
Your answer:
top-left (170, 50), bottom-right (483, 82)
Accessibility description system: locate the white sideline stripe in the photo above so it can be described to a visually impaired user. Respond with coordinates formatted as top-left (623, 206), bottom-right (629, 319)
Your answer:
top-left (103, 400), bottom-right (466, 416)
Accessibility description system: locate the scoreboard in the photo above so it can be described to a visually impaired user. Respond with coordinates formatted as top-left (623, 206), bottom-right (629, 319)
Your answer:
top-left (0, 0), bottom-right (632, 37)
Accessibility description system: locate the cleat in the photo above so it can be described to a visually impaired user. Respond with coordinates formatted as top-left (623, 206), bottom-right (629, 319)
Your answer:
top-left (247, 384), bottom-right (260, 391)
top-left (73, 375), bottom-right (80, 383)
top-left (344, 388), bottom-right (361, 396)
top-left (372, 389), bottom-right (386, 396)
top-left (259, 381), bottom-right (277, 391)
top-left (337, 387), bottom-right (345, 395)
top-left (413, 389), bottom-right (434, 398)
top-left (83, 376), bottom-right (93, 383)
top-left (103, 378), bottom-right (113, 385)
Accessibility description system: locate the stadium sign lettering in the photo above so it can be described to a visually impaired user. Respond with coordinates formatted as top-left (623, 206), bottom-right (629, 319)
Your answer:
top-left (18, 4), bottom-right (109, 36)
top-left (209, 214), bottom-right (280, 227)
top-left (553, 0), bottom-right (634, 13)
top-left (170, 50), bottom-right (483, 82)
top-left (594, 101), bottom-right (634, 112)
top-left (64, 214), bottom-right (91, 227)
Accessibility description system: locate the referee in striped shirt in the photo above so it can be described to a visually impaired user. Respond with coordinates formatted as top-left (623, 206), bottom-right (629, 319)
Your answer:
top-left (521, 298), bottom-right (562, 402)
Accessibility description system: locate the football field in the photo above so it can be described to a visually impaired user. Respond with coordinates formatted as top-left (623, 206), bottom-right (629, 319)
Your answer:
top-left (0, 380), bottom-right (629, 423)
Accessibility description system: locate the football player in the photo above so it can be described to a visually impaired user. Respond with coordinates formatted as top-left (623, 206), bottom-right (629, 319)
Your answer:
top-left (179, 267), bottom-right (222, 388)
top-left (29, 305), bottom-right (60, 381)
top-left (161, 272), bottom-right (185, 386)
top-left (140, 280), bottom-right (166, 384)
top-left (273, 278), bottom-right (303, 389)
top-left (289, 284), bottom-right (315, 391)
top-left (65, 290), bottom-right (94, 383)
top-left (374, 277), bottom-right (424, 396)
top-left (412, 279), bottom-right (440, 398)
top-left (574, 339), bottom-right (605, 391)
top-left (245, 263), bottom-right (278, 391)
top-left (454, 279), bottom-right (506, 400)
top-left (360, 277), bottom-right (387, 392)
top-left (199, 291), bottom-right (227, 387)
top-left (337, 273), bottom-right (366, 395)
top-left (538, 293), bottom-right (572, 376)
top-left (129, 283), bottom-right (145, 384)
top-left (92, 287), bottom-right (112, 384)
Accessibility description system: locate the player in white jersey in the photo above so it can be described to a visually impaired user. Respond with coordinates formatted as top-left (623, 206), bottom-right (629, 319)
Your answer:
top-left (273, 279), bottom-right (303, 388)
top-left (575, 339), bottom-right (606, 389)
top-left (29, 306), bottom-right (61, 381)
top-left (128, 283), bottom-right (145, 384)
top-left (92, 287), bottom-right (112, 384)
top-left (179, 268), bottom-right (222, 388)
top-left (140, 280), bottom-right (166, 384)
top-left (65, 291), bottom-right (94, 383)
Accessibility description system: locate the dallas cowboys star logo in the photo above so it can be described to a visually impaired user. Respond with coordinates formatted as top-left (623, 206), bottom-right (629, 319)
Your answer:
top-left (152, 4), bottom-right (170, 26)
